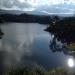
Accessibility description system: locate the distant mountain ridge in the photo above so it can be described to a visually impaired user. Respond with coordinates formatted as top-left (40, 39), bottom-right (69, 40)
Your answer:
top-left (1, 9), bottom-right (73, 24)
top-left (0, 9), bottom-right (24, 15)
top-left (0, 12), bottom-right (51, 24)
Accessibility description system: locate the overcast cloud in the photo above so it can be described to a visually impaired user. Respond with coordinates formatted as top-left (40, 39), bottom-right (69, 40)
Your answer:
top-left (0, 0), bottom-right (75, 16)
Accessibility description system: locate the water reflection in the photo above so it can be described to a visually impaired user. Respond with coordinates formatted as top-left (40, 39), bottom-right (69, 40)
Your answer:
top-left (0, 28), bottom-right (4, 73)
top-left (0, 23), bottom-right (70, 73)
top-left (68, 57), bottom-right (75, 68)
top-left (0, 28), bottom-right (4, 39)
top-left (0, 23), bottom-right (36, 73)
top-left (44, 16), bottom-right (75, 57)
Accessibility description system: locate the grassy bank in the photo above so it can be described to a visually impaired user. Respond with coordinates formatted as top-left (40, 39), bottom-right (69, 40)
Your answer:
top-left (2, 65), bottom-right (75, 75)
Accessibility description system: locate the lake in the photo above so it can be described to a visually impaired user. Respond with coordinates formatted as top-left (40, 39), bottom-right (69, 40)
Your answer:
top-left (0, 23), bottom-right (71, 71)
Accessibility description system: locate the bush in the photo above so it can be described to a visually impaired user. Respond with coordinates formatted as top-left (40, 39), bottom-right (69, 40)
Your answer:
top-left (2, 66), bottom-right (75, 75)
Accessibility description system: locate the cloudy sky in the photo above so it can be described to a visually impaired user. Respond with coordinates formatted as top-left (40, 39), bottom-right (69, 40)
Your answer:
top-left (0, 0), bottom-right (75, 15)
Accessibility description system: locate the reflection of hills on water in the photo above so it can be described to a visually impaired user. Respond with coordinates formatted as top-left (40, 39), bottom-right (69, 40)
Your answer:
top-left (44, 16), bottom-right (75, 57)
top-left (0, 29), bottom-right (4, 39)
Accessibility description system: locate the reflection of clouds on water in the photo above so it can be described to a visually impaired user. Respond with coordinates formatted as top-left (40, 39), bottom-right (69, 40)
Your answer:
top-left (0, 23), bottom-right (35, 67)
top-left (0, 23), bottom-right (69, 70)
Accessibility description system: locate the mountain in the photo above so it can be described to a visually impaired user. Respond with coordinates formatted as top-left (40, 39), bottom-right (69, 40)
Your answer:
top-left (0, 12), bottom-right (52, 24)
top-left (0, 9), bottom-right (66, 24)
top-left (0, 9), bottom-right (24, 15)
top-left (0, 8), bottom-right (74, 16)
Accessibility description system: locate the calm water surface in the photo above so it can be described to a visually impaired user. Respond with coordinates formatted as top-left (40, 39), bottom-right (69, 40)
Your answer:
top-left (0, 23), bottom-right (69, 69)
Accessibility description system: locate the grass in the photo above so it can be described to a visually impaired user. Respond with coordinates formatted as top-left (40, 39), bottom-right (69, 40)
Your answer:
top-left (2, 65), bottom-right (75, 75)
